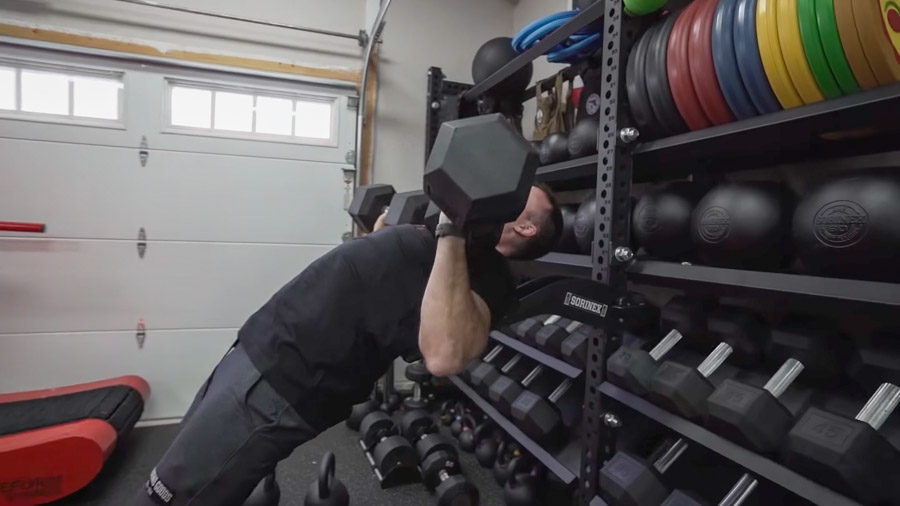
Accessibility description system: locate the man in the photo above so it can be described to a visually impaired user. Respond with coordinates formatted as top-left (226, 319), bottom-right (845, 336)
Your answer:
top-left (137, 184), bottom-right (562, 506)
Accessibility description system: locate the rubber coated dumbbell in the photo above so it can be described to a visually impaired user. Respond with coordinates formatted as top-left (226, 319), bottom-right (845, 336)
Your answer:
top-left (403, 361), bottom-right (432, 411)
top-left (706, 306), bottom-right (766, 367)
top-left (511, 377), bottom-right (582, 443)
top-left (649, 343), bottom-right (734, 420)
top-left (469, 352), bottom-right (523, 397)
top-left (421, 450), bottom-right (480, 505)
top-left (400, 409), bottom-right (436, 442)
top-left (383, 190), bottom-right (431, 227)
top-left (304, 452), bottom-right (349, 506)
top-left (848, 333), bottom-right (900, 393)
top-left (782, 382), bottom-right (900, 504)
top-left (765, 317), bottom-right (845, 387)
top-left (659, 296), bottom-right (717, 351)
top-left (706, 359), bottom-right (805, 453)
top-left (608, 330), bottom-right (684, 396)
top-left (561, 323), bottom-right (597, 369)
top-left (416, 433), bottom-right (458, 463)
top-left (360, 411), bottom-right (399, 450)
top-left (488, 363), bottom-right (557, 417)
top-left (463, 344), bottom-right (516, 384)
top-left (660, 473), bottom-right (757, 506)
top-left (348, 184), bottom-right (395, 233)
top-left (512, 314), bottom-right (551, 343)
top-left (360, 412), bottom-right (419, 487)
top-left (534, 319), bottom-right (584, 357)
top-left (600, 438), bottom-right (689, 506)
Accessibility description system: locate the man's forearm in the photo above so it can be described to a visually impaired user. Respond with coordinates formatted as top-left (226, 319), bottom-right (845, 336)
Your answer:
top-left (419, 236), bottom-right (490, 376)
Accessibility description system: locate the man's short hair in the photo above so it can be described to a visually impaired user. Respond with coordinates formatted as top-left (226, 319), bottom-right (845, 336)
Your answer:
top-left (513, 183), bottom-right (563, 260)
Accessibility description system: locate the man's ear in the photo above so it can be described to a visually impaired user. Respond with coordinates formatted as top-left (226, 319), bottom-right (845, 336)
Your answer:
top-left (514, 220), bottom-right (538, 237)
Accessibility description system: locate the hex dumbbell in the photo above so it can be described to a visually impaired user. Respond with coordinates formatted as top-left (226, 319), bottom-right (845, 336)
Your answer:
top-left (348, 184), bottom-right (395, 233)
top-left (608, 330), bottom-right (684, 396)
top-left (600, 438), bottom-right (689, 506)
top-left (649, 343), bottom-right (734, 420)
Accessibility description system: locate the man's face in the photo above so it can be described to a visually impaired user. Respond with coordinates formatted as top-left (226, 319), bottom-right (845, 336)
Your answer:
top-left (495, 186), bottom-right (553, 257)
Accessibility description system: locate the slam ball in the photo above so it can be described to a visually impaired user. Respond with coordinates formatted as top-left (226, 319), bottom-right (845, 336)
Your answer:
top-left (472, 37), bottom-right (533, 96)
top-left (540, 132), bottom-right (570, 165)
top-left (568, 118), bottom-right (600, 159)
top-left (793, 175), bottom-right (900, 281)
top-left (633, 183), bottom-right (706, 259)
top-left (691, 183), bottom-right (795, 270)
top-left (574, 195), bottom-right (597, 254)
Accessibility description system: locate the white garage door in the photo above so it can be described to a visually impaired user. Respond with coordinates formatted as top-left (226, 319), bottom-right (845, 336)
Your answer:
top-left (0, 43), bottom-right (358, 421)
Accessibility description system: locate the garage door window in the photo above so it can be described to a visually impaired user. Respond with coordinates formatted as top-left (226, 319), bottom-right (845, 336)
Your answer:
top-left (0, 62), bottom-right (123, 123)
top-left (167, 80), bottom-right (336, 144)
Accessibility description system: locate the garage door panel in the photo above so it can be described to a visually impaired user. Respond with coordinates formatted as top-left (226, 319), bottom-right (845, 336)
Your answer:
top-left (0, 329), bottom-right (236, 420)
top-left (0, 238), bottom-right (331, 334)
top-left (0, 138), bottom-right (350, 243)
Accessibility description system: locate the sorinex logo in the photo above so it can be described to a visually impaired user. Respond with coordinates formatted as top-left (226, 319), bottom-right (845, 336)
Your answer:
top-left (564, 292), bottom-right (608, 317)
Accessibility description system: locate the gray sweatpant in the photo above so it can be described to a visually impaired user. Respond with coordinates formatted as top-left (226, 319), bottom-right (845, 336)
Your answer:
top-left (135, 343), bottom-right (318, 506)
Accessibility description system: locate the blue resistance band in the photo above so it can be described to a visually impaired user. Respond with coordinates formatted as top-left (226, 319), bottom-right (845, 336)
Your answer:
top-left (512, 10), bottom-right (603, 64)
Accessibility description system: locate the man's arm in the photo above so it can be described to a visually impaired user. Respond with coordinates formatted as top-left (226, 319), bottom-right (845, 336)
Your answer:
top-left (419, 233), bottom-right (491, 377)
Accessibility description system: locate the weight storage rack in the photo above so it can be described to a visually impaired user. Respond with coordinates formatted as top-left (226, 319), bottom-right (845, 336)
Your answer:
top-left (424, 1), bottom-right (900, 504)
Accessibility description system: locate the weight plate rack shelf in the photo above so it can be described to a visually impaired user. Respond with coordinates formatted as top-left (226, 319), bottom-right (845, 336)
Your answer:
top-left (424, 0), bottom-right (900, 503)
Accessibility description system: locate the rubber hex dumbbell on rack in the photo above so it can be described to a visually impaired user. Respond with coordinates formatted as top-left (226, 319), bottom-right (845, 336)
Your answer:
top-left (512, 314), bottom-right (551, 343)
top-left (608, 330), bottom-right (684, 396)
top-left (848, 333), bottom-right (900, 393)
top-left (511, 375), bottom-right (583, 443)
top-left (765, 317), bottom-right (845, 387)
top-left (706, 306), bottom-right (766, 367)
top-left (348, 184), bottom-right (395, 233)
top-left (706, 359), bottom-right (805, 453)
top-left (783, 383), bottom-right (900, 503)
top-left (660, 473), bottom-right (758, 506)
top-left (535, 320), bottom-right (585, 357)
top-left (600, 438), bottom-right (689, 506)
top-left (488, 363), bottom-right (558, 417)
top-left (649, 343), bottom-right (734, 420)
top-left (463, 344), bottom-right (516, 383)
top-left (403, 361), bottom-right (432, 411)
top-left (522, 316), bottom-right (572, 348)
top-left (421, 449), bottom-right (480, 506)
top-left (659, 296), bottom-right (718, 350)
top-left (560, 323), bottom-right (597, 369)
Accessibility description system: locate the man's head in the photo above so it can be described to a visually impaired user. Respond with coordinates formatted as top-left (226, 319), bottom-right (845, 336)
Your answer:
top-left (496, 184), bottom-right (563, 260)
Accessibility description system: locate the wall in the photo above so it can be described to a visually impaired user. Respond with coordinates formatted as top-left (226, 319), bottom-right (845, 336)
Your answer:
top-left (513, 0), bottom-right (570, 141)
top-left (0, 0), bottom-right (365, 70)
top-left (371, 0), bottom-right (516, 189)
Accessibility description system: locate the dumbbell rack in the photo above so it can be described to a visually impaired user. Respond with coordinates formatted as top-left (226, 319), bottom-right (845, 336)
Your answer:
top-left (424, 0), bottom-right (900, 504)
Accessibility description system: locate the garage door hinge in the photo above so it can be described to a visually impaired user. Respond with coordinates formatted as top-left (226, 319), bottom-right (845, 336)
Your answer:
top-left (347, 97), bottom-right (359, 110)
top-left (137, 227), bottom-right (147, 259)
top-left (345, 150), bottom-right (356, 164)
top-left (139, 136), bottom-right (150, 167)
top-left (136, 319), bottom-right (146, 349)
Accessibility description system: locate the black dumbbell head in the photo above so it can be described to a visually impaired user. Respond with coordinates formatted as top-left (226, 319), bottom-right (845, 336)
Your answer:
top-left (417, 433), bottom-right (458, 462)
top-left (436, 474), bottom-right (480, 506)
top-left (783, 407), bottom-right (900, 503)
top-left (514, 317), bottom-right (544, 342)
top-left (848, 345), bottom-right (900, 393)
top-left (384, 190), bottom-right (432, 227)
top-left (705, 379), bottom-right (794, 453)
top-left (400, 409), bottom-right (435, 441)
top-left (360, 411), bottom-right (397, 449)
top-left (561, 329), bottom-right (589, 368)
top-left (707, 306), bottom-right (764, 367)
top-left (607, 346), bottom-right (657, 396)
top-left (489, 375), bottom-right (524, 416)
top-left (424, 201), bottom-right (441, 232)
top-left (649, 362), bottom-right (715, 420)
top-left (469, 362), bottom-right (502, 396)
top-left (600, 452), bottom-right (668, 506)
top-left (372, 435), bottom-right (419, 476)
top-left (660, 489), bottom-right (709, 506)
top-left (349, 184), bottom-right (395, 232)
top-left (511, 391), bottom-right (561, 442)
top-left (660, 297), bottom-right (716, 346)
top-left (421, 450), bottom-right (461, 490)
top-left (346, 399), bottom-right (378, 430)
top-left (405, 361), bottom-right (432, 384)
top-left (424, 114), bottom-right (538, 227)
top-left (534, 320), bottom-right (573, 357)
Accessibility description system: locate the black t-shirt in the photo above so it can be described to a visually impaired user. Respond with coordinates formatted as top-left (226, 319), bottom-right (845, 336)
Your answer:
top-left (240, 225), bottom-right (516, 430)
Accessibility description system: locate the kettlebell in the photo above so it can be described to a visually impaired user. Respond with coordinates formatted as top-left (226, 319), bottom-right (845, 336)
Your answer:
top-left (503, 458), bottom-right (539, 506)
top-left (539, 132), bottom-right (570, 165)
top-left (457, 416), bottom-right (480, 453)
top-left (574, 194), bottom-right (597, 254)
top-left (304, 452), bottom-right (349, 506)
top-left (474, 426), bottom-right (499, 468)
top-left (793, 175), bottom-right (900, 281)
top-left (567, 118), bottom-right (599, 159)
top-left (438, 400), bottom-right (456, 427)
top-left (449, 403), bottom-right (466, 437)
top-left (691, 182), bottom-right (796, 270)
top-left (632, 182), bottom-right (708, 259)
top-left (244, 473), bottom-right (279, 506)
top-left (492, 441), bottom-right (523, 485)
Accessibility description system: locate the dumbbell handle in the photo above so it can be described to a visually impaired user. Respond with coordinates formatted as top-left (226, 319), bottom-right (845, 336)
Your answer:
top-left (521, 365), bottom-right (545, 388)
top-left (718, 474), bottom-right (757, 506)
top-left (438, 470), bottom-right (452, 482)
top-left (548, 378), bottom-right (572, 403)
top-left (565, 321), bottom-right (583, 333)
top-left (484, 345), bottom-right (505, 363)
top-left (501, 353), bottom-right (523, 373)
top-left (649, 329), bottom-right (684, 362)
top-left (544, 315), bottom-right (562, 325)
top-left (856, 382), bottom-right (900, 430)
top-left (697, 343), bottom-right (733, 378)
top-left (762, 359), bottom-right (804, 399)
top-left (653, 438), bottom-right (688, 474)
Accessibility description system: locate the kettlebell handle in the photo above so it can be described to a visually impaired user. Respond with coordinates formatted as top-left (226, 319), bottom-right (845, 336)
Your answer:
top-left (462, 414), bottom-right (477, 430)
top-left (473, 421), bottom-right (493, 441)
top-left (318, 451), bottom-right (336, 498)
top-left (507, 456), bottom-right (530, 485)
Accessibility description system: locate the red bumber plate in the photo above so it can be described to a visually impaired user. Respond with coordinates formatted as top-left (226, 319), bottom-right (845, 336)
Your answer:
top-left (668, 1), bottom-right (713, 130)
top-left (690, 0), bottom-right (737, 125)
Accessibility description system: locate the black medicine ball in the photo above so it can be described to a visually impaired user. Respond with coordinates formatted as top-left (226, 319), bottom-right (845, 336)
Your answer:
top-left (574, 195), bottom-right (597, 254)
top-left (472, 37), bottom-right (533, 96)
top-left (568, 118), bottom-right (599, 159)
top-left (691, 183), bottom-right (795, 270)
top-left (793, 175), bottom-right (900, 281)
top-left (633, 183), bottom-right (706, 259)
top-left (555, 205), bottom-right (580, 253)
top-left (539, 132), bottom-right (570, 166)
